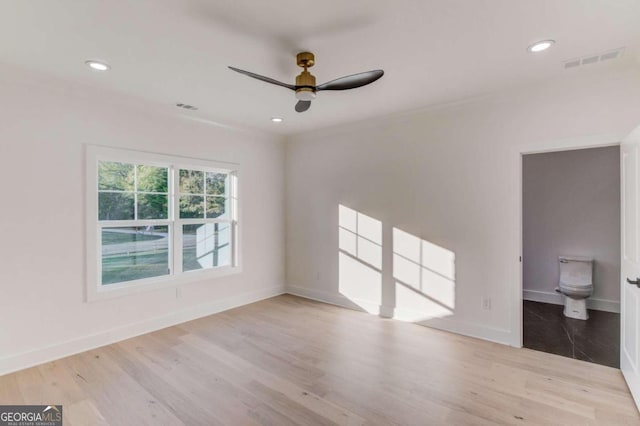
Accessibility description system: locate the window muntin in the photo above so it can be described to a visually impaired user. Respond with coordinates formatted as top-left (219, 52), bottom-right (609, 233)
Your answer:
top-left (98, 162), bottom-right (169, 221)
top-left (179, 169), bottom-right (229, 219)
top-left (90, 150), bottom-right (238, 297)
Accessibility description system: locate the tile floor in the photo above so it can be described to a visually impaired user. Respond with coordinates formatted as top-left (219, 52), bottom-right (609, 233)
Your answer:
top-left (523, 300), bottom-right (620, 368)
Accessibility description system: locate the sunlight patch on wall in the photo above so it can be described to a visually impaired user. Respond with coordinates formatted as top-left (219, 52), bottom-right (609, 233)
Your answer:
top-left (338, 205), bottom-right (382, 313)
top-left (393, 228), bottom-right (455, 321)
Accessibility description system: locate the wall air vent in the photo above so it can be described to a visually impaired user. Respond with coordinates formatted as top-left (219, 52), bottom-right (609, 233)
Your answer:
top-left (563, 47), bottom-right (625, 69)
top-left (176, 103), bottom-right (198, 111)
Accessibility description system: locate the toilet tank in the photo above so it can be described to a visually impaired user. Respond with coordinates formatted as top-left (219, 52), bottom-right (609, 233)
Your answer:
top-left (559, 256), bottom-right (593, 287)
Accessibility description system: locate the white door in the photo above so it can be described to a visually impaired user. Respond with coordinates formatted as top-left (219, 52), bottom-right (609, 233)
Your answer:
top-left (621, 125), bottom-right (640, 408)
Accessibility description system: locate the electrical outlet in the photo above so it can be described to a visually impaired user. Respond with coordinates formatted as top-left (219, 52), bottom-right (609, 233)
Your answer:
top-left (482, 296), bottom-right (492, 310)
top-left (176, 287), bottom-right (182, 299)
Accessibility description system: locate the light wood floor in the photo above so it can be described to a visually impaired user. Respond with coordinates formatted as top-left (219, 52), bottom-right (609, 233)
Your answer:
top-left (1, 295), bottom-right (638, 425)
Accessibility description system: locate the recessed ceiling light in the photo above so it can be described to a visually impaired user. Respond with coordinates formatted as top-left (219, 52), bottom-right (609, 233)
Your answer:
top-left (271, 117), bottom-right (283, 123)
top-left (528, 40), bottom-right (555, 53)
top-left (85, 60), bottom-right (110, 71)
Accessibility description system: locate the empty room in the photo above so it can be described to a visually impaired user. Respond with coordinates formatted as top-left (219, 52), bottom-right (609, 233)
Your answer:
top-left (2, 1), bottom-right (640, 425)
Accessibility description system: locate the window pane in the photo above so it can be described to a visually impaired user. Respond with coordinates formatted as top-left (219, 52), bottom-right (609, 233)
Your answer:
top-left (138, 194), bottom-right (168, 219)
top-left (183, 223), bottom-right (231, 272)
top-left (206, 172), bottom-right (227, 196)
top-left (99, 192), bottom-right (134, 220)
top-left (101, 226), bottom-right (169, 285)
top-left (137, 165), bottom-right (168, 193)
top-left (180, 195), bottom-right (204, 218)
top-left (206, 196), bottom-right (228, 219)
top-left (180, 169), bottom-right (204, 194)
top-left (98, 161), bottom-right (134, 191)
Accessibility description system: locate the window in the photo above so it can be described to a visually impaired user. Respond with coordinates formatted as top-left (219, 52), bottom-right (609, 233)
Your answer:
top-left (86, 146), bottom-right (239, 301)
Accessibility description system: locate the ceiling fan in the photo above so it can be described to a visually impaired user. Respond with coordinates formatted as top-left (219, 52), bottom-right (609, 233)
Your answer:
top-left (229, 52), bottom-right (384, 113)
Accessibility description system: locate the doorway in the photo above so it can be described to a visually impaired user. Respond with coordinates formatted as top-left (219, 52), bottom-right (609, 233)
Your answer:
top-left (522, 145), bottom-right (621, 367)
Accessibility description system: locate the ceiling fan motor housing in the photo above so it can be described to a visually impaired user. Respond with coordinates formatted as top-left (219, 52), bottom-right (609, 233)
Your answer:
top-left (296, 70), bottom-right (316, 100)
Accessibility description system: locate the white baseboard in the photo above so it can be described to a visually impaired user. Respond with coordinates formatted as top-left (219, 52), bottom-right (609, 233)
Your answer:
top-left (286, 285), bottom-right (513, 346)
top-left (0, 285), bottom-right (285, 376)
top-left (286, 285), bottom-right (381, 314)
top-left (523, 289), bottom-right (620, 313)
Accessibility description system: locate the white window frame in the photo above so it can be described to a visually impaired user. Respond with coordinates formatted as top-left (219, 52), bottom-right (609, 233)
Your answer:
top-left (86, 145), bottom-right (241, 302)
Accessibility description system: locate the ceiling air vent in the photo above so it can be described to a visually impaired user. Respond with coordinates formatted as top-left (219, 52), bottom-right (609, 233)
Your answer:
top-left (176, 103), bottom-right (198, 111)
top-left (563, 47), bottom-right (625, 69)
top-left (581, 55), bottom-right (599, 65)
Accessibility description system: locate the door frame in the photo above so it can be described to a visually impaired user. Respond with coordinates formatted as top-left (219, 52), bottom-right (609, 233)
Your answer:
top-left (511, 133), bottom-right (624, 348)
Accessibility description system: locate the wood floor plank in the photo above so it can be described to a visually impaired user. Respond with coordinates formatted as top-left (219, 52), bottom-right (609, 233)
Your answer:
top-left (61, 348), bottom-right (185, 425)
top-left (102, 343), bottom-right (228, 426)
top-left (36, 360), bottom-right (88, 407)
top-left (64, 399), bottom-right (109, 426)
top-left (114, 334), bottom-right (257, 426)
top-left (0, 294), bottom-right (637, 425)
top-left (0, 373), bottom-right (24, 405)
top-left (178, 333), bottom-right (365, 426)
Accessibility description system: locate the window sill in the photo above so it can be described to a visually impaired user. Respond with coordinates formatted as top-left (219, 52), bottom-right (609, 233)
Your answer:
top-left (86, 266), bottom-right (242, 302)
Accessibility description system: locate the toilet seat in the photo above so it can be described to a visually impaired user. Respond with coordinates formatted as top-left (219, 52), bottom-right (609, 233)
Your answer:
top-left (559, 282), bottom-right (593, 292)
top-left (558, 283), bottom-right (593, 298)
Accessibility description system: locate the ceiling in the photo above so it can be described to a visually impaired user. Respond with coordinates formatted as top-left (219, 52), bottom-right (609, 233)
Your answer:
top-left (2, 0), bottom-right (640, 135)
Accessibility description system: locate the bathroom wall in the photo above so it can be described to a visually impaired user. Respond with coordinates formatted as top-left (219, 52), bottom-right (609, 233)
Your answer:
top-left (523, 146), bottom-right (621, 311)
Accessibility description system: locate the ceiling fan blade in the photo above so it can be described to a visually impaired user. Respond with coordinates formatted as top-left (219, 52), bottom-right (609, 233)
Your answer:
top-left (295, 100), bottom-right (312, 113)
top-left (316, 70), bottom-right (384, 91)
top-left (228, 66), bottom-right (296, 90)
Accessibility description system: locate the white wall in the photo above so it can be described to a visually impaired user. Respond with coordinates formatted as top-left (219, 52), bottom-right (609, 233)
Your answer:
top-left (0, 68), bottom-right (286, 374)
top-left (285, 66), bottom-right (640, 346)
top-left (523, 146), bottom-right (620, 312)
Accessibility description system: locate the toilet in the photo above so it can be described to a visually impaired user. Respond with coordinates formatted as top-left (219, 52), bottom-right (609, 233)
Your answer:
top-left (556, 256), bottom-right (593, 320)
